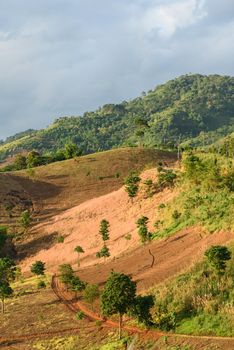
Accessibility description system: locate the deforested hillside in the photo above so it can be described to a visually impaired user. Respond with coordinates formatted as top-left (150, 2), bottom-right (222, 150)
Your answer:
top-left (0, 147), bottom-right (176, 233)
top-left (0, 74), bottom-right (233, 160)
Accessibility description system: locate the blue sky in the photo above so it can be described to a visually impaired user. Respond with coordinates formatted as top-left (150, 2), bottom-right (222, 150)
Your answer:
top-left (0, 0), bottom-right (233, 139)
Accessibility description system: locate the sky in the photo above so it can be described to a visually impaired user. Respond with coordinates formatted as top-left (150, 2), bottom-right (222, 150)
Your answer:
top-left (0, 0), bottom-right (233, 139)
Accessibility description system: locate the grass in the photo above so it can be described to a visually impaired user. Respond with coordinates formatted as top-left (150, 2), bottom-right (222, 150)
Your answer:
top-left (150, 243), bottom-right (234, 336)
top-left (152, 153), bottom-right (234, 239)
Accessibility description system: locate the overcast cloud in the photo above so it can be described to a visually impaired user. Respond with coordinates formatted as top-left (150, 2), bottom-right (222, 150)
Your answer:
top-left (0, 0), bottom-right (233, 139)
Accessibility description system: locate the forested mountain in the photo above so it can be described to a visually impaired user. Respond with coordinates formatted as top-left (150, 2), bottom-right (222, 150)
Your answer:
top-left (0, 74), bottom-right (233, 160)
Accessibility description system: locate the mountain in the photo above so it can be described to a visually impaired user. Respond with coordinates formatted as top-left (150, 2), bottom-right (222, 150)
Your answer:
top-left (0, 73), bottom-right (233, 160)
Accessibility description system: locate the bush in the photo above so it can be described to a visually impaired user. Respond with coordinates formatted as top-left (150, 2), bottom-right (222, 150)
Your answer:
top-left (57, 235), bottom-right (65, 243)
top-left (76, 311), bottom-right (85, 320)
top-left (37, 280), bottom-right (46, 289)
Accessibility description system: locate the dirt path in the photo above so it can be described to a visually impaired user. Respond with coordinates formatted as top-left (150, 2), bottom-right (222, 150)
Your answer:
top-left (51, 275), bottom-right (234, 345)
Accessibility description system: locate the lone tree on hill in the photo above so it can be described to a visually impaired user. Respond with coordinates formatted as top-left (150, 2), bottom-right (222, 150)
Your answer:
top-left (136, 216), bottom-right (155, 268)
top-left (124, 172), bottom-right (141, 202)
top-left (101, 271), bottom-right (136, 339)
top-left (30, 261), bottom-right (46, 277)
top-left (205, 245), bottom-right (231, 275)
top-left (99, 219), bottom-right (110, 242)
top-left (74, 246), bottom-right (85, 267)
top-left (20, 210), bottom-right (31, 230)
top-left (0, 257), bottom-right (16, 313)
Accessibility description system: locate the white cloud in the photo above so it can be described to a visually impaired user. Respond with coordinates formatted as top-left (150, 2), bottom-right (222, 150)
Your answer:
top-left (137, 0), bottom-right (207, 38)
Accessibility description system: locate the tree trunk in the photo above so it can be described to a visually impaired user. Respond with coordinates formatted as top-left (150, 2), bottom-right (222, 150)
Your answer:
top-left (149, 248), bottom-right (155, 268)
top-left (119, 313), bottom-right (123, 339)
top-left (78, 253), bottom-right (80, 267)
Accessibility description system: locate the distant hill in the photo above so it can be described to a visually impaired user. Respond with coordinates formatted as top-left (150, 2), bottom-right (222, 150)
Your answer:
top-left (0, 74), bottom-right (233, 160)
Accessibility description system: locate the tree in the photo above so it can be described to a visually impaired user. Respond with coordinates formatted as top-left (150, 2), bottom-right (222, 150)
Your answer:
top-left (0, 281), bottom-right (13, 313)
top-left (20, 210), bottom-right (31, 230)
top-left (59, 264), bottom-right (74, 287)
top-left (30, 261), bottom-right (45, 277)
top-left (205, 245), bottom-right (231, 275)
top-left (99, 219), bottom-right (110, 242)
top-left (64, 143), bottom-right (82, 159)
top-left (26, 151), bottom-right (41, 168)
top-left (101, 271), bottom-right (136, 339)
top-left (0, 257), bottom-right (16, 313)
top-left (129, 295), bottom-right (154, 326)
top-left (136, 216), bottom-right (154, 268)
top-left (124, 172), bottom-right (141, 202)
top-left (14, 154), bottom-right (27, 170)
top-left (74, 246), bottom-right (84, 267)
top-left (70, 275), bottom-right (86, 297)
top-left (83, 284), bottom-right (99, 310)
top-left (96, 245), bottom-right (110, 260)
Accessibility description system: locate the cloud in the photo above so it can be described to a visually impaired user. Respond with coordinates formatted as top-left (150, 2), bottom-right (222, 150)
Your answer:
top-left (136, 0), bottom-right (207, 38)
top-left (0, 0), bottom-right (233, 139)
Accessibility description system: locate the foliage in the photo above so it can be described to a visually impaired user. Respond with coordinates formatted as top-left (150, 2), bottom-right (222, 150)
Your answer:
top-left (101, 271), bottom-right (136, 338)
top-left (150, 243), bottom-right (234, 336)
top-left (124, 172), bottom-right (141, 200)
top-left (59, 264), bottom-right (74, 285)
top-left (37, 280), bottom-right (46, 289)
top-left (129, 295), bottom-right (154, 326)
top-left (0, 74), bottom-right (233, 160)
top-left (74, 245), bottom-right (84, 266)
top-left (83, 284), bottom-right (99, 308)
top-left (136, 216), bottom-right (152, 243)
top-left (30, 261), bottom-right (46, 276)
top-left (76, 311), bottom-right (85, 320)
top-left (205, 245), bottom-right (231, 275)
top-left (20, 210), bottom-right (31, 229)
top-left (153, 153), bottom-right (234, 239)
top-left (0, 257), bottom-right (16, 313)
top-left (0, 227), bottom-right (7, 251)
top-left (99, 219), bottom-right (110, 241)
top-left (96, 245), bottom-right (110, 259)
top-left (57, 235), bottom-right (65, 243)
top-left (157, 168), bottom-right (177, 189)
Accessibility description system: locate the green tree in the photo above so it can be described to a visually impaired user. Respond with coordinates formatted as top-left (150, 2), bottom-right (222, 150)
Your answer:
top-left (20, 210), bottom-right (31, 230)
top-left (101, 271), bottom-right (136, 339)
top-left (14, 154), bottom-right (27, 170)
top-left (0, 281), bottom-right (13, 313)
top-left (74, 246), bottom-right (85, 267)
top-left (129, 295), bottom-right (154, 326)
top-left (99, 219), bottom-right (110, 242)
top-left (26, 151), bottom-right (41, 168)
top-left (70, 275), bottom-right (86, 297)
top-left (30, 261), bottom-right (45, 277)
top-left (0, 257), bottom-right (16, 313)
top-left (124, 172), bottom-right (141, 202)
top-left (96, 245), bottom-right (110, 260)
top-left (83, 284), bottom-right (99, 310)
top-left (205, 245), bottom-right (231, 275)
top-left (64, 143), bottom-right (82, 159)
top-left (59, 264), bottom-right (74, 286)
top-left (136, 216), bottom-right (154, 267)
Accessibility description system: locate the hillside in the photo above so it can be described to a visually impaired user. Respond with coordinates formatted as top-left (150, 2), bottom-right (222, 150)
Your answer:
top-left (0, 147), bottom-right (175, 233)
top-left (0, 74), bottom-right (233, 160)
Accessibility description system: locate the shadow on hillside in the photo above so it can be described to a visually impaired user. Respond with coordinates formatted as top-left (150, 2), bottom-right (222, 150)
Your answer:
top-left (17, 231), bottom-right (58, 261)
top-left (9, 174), bottom-right (61, 201)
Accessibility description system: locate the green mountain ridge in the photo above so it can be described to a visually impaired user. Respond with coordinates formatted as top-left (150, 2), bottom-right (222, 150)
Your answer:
top-left (0, 73), bottom-right (233, 160)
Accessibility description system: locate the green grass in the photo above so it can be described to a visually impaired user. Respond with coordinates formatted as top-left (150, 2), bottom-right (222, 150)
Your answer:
top-left (150, 243), bottom-right (234, 336)
top-left (153, 153), bottom-right (234, 239)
